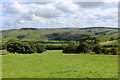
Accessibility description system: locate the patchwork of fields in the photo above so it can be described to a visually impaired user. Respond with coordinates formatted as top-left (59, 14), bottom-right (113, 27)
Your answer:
top-left (2, 50), bottom-right (118, 78)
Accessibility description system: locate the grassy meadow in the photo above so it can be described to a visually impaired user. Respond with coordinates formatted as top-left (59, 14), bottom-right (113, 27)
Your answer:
top-left (1, 27), bottom-right (119, 78)
top-left (2, 50), bottom-right (118, 78)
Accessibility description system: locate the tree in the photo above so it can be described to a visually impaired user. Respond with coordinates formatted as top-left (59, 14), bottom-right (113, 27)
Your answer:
top-left (76, 41), bottom-right (91, 53)
top-left (3, 38), bottom-right (18, 50)
top-left (26, 41), bottom-right (36, 54)
top-left (36, 43), bottom-right (46, 53)
top-left (6, 39), bottom-right (21, 54)
top-left (5, 39), bottom-right (36, 54)
top-left (109, 37), bottom-right (114, 41)
top-left (93, 45), bottom-right (102, 54)
top-left (62, 41), bottom-right (78, 53)
top-left (17, 42), bottom-right (30, 54)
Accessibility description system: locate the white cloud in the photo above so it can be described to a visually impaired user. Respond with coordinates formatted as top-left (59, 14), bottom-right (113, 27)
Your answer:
top-left (56, 1), bottom-right (79, 13)
top-left (3, 2), bottom-right (27, 14)
top-left (1, 1), bottom-right (118, 30)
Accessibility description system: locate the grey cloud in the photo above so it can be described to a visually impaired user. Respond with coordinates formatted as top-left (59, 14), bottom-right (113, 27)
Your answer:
top-left (2, 2), bottom-right (26, 14)
top-left (74, 2), bottom-right (105, 8)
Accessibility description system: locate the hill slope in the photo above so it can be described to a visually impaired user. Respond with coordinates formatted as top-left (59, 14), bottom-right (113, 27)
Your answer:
top-left (1, 27), bottom-right (119, 43)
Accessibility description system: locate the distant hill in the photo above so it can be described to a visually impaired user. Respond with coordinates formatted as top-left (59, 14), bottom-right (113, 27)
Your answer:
top-left (20, 27), bottom-right (118, 30)
top-left (79, 27), bottom-right (118, 30)
top-left (1, 27), bottom-right (119, 43)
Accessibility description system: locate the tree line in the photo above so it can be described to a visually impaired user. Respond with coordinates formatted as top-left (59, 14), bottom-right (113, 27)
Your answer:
top-left (2, 39), bottom-right (46, 54)
top-left (63, 41), bottom-right (118, 55)
top-left (2, 39), bottom-right (119, 55)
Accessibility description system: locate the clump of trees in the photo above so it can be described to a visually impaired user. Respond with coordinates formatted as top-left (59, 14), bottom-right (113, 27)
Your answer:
top-left (63, 41), bottom-right (92, 54)
top-left (2, 39), bottom-right (46, 54)
top-left (62, 40), bottom-right (118, 55)
top-left (2, 38), bottom-right (119, 55)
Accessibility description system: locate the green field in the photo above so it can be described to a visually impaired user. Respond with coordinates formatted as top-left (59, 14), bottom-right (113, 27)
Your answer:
top-left (2, 50), bottom-right (118, 78)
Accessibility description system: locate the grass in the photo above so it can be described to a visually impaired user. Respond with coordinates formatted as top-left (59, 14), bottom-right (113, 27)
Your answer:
top-left (99, 40), bottom-right (117, 45)
top-left (2, 50), bottom-right (118, 78)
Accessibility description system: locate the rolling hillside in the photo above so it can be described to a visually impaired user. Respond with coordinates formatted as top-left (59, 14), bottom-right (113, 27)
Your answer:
top-left (1, 27), bottom-right (119, 44)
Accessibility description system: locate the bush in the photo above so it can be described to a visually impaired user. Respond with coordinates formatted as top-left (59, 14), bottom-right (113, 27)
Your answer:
top-left (36, 43), bottom-right (46, 53)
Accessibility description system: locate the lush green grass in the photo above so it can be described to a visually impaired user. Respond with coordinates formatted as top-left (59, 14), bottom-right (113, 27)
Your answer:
top-left (2, 50), bottom-right (118, 78)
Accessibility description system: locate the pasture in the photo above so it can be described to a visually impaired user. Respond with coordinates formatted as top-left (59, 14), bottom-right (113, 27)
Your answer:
top-left (2, 50), bottom-right (118, 78)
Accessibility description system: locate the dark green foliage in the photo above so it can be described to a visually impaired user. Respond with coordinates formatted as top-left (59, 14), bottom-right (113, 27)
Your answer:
top-left (80, 37), bottom-right (100, 44)
top-left (93, 45), bottom-right (103, 54)
top-left (2, 38), bottom-right (18, 50)
top-left (76, 42), bottom-right (91, 53)
top-left (101, 48), bottom-right (109, 54)
top-left (109, 48), bottom-right (117, 55)
top-left (36, 43), bottom-right (46, 53)
top-left (46, 45), bottom-right (63, 50)
top-left (16, 42), bottom-right (30, 54)
top-left (46, 31), bottom-right (90, 41)
top-left (109, 37), bottom-right (115, 41)
top-left (103, 44), bottom-right (118, 47)
top-left (21, 28), bottom-right (38, 30)
top-left (34, 41), bottom-right (69, 44)
top-left (17, 42), bottom-right (36, 54)
top-left (7, 40), bottom-right (22, 54)
top-left (4, 39), bottom-right (38, 54)
top-left (95, 31), bottom-right (109, 35)
top-left (26, 41), bottom-right (36, 53)
top-left (17, 35), bottom-right (26, 39)
top-left (53, 33), bottom-right (60, 36)
top-left (63, 41), bottom-right (78, 53)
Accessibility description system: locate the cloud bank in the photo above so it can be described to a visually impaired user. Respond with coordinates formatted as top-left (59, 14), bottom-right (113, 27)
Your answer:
top-left (0, 0), bottom-right (118, 30)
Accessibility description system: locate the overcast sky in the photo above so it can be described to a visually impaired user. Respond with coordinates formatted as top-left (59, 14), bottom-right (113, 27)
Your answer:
top-left (0, 0), bottom-right (118, 30)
